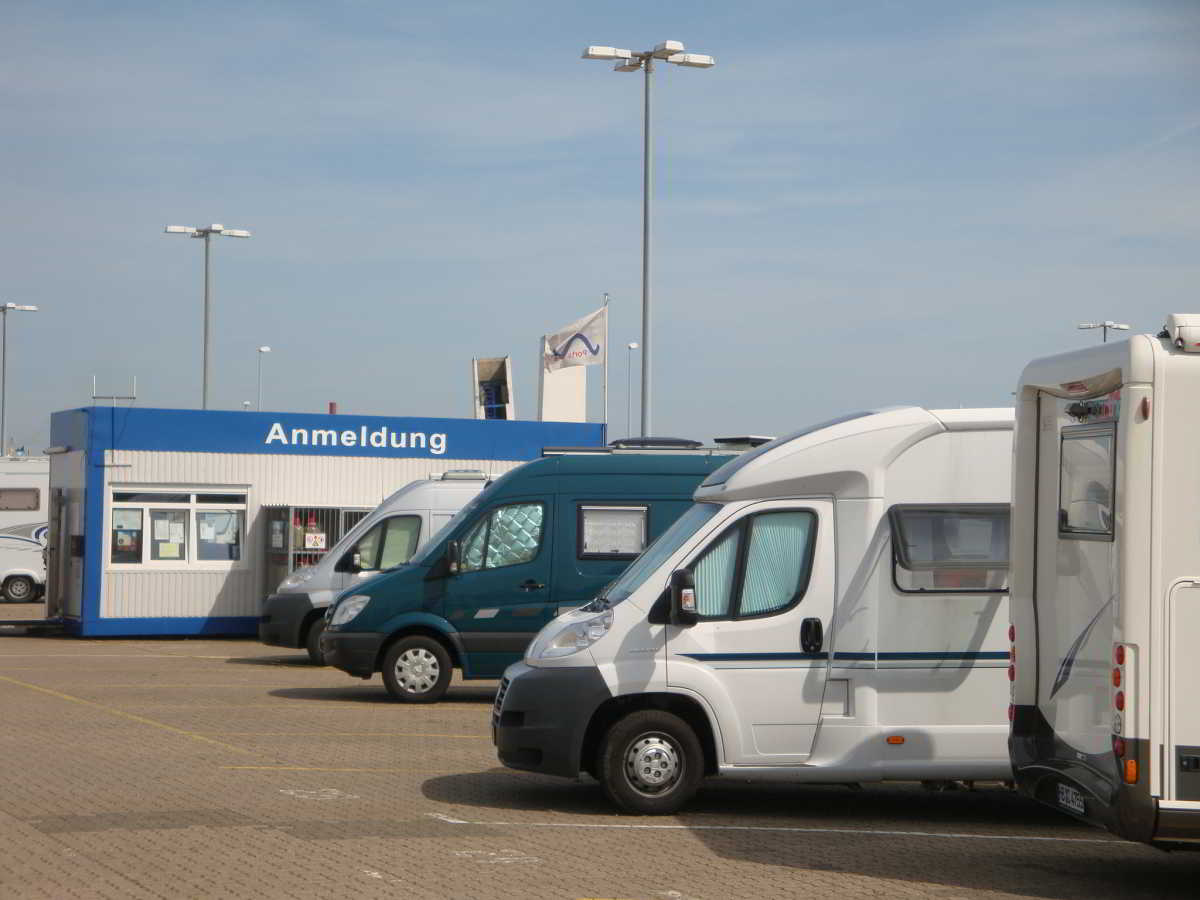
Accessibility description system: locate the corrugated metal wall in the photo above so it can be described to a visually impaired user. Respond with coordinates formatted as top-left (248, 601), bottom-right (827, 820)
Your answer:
top-left (100, 450), bottom-right (524, 620)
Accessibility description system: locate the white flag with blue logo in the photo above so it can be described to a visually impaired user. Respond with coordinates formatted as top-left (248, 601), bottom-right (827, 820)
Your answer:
top-left (542, 306), bottom-right (607, 372)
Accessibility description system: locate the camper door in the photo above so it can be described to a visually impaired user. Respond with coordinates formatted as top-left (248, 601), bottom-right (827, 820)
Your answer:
top-left (666, 499), bottom-right (834, 765)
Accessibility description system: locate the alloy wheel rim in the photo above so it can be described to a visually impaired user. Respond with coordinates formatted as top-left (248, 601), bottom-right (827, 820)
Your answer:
top-left (395, 648), bottom-right (440, 694)
top-left (623, 732), bottom-right (682, 796)
top-left (7, 579), bottom-right (30, 600)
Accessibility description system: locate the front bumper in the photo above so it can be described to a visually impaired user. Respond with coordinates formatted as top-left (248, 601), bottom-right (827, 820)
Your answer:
top-left (321, 629), bottom-right (383, 678)
top-left (258, 593), bottom-right (317, 648)
top-left (492, 660), bottom-right (612, 779)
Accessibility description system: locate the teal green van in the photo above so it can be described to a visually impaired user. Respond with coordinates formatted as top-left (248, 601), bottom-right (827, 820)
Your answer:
top-left (321, 452), bottom-right (730, 702)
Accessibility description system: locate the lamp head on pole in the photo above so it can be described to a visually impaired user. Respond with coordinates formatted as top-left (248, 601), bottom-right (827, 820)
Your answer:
top-left (258, 346), bottom-right (271, 354)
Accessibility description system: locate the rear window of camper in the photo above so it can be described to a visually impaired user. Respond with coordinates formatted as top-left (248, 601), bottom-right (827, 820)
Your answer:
top-left (889, 504), bottom-right (1009, 593)
top-left (1058, 424), bottom-right (1115, 540)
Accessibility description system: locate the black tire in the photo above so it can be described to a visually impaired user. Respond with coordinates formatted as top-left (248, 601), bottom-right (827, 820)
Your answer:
top-left (3, 575), bottom-right (35, 603)
top-left (304, 618), bottom-right (327, 666)
top-left (381, 635), bottom-right (452, 703)
top-left (598, 709), bottom-right (704, 814)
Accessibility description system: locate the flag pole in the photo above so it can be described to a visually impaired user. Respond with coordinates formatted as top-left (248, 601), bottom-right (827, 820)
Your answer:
top-left (602, 292), bottom-right (610, 438)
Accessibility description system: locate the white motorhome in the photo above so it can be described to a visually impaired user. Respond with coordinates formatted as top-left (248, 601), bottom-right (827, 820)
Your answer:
top-left (494, 407), bottom-right (1012, 813)
top-left (1010, 315), bottom-right (1200, 848)
top-left (0, 456), bottom-right (49, 602)
top-left (259, 471), bottom-right (493, 663)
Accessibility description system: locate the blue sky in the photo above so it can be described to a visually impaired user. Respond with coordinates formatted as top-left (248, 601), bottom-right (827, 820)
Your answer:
top-left (1, 0), bottom-right (1197, 448)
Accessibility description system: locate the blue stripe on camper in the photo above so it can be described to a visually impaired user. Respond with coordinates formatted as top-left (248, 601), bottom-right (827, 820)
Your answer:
top-left (676, 650), bottom-right (1007, 664)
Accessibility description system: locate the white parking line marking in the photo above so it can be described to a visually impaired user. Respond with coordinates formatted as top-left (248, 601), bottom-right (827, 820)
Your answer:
top-left (424, 812), bottom-right (1117, 843)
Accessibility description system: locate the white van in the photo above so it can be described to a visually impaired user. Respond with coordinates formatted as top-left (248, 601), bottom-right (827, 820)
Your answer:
top-left (494, 407), bottom-right (1013, 813)
top-left (1010, 315), bottom-right (1200, 848)
top-left (259, 471), bottom-right (493, 663)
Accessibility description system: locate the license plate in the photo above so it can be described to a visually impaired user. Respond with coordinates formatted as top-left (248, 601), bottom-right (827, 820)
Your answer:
top-left (1057, 782), bottom-right (1086, 815)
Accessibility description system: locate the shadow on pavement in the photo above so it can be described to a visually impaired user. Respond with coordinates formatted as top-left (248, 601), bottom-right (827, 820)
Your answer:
top-left (268, 684), bottom-right (498, 704)
top-left (420, 772), bottom-right (1200, 897)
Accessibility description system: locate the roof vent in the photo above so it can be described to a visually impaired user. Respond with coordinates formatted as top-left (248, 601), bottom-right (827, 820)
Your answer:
top-left (1164, 314), bottom-right (1200, 352)
top-left (608, 437), bottom-right (703, 450)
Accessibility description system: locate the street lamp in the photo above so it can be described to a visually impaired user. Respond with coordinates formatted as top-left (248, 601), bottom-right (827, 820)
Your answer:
top-left (0, 302), bottom-right (37, 456)
top-left (582, 40), bottom-right (715, 436)
top-left (1078, 321), bottom-right (1130, 343)
top-left (164, 223), bottom-right (252, 409)
top-left (626, 342), bottom-right (639, 439)
top-left (256, 346), bottom-right (271, 411)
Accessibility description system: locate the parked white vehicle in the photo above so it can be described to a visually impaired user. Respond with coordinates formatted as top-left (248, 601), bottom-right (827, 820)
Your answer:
top-left (259, 471), bottom-right (494, 663)
top-left (494, 407), bottom-right (1013, 813)
top-left (1010, 314), bottom-right (1200, 848)
top-left (0, 456), bottom-right (49, 602)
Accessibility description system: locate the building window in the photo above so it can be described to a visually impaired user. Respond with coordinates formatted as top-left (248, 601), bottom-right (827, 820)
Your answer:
top-left (0, 487), bottom-right (39, 511)
top-left (109, 490), bottom-right (247, 567)
top-left (578, 505), bottom-right (648, 559)
top-left (890, 504), bottom-right (1009, 593)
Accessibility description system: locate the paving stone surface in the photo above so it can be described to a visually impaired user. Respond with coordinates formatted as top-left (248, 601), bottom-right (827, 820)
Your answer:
top-left (1, 635), bottom-right (1197, 899)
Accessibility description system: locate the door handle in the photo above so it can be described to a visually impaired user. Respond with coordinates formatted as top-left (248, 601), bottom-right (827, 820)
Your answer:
top-left (519, 580), bottom-right (545, 592)
top-left (800, 618), bottom-right (824, 654)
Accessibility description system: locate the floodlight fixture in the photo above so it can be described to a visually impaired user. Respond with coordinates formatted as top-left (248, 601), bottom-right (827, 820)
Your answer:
top-left (652, 40), bottom-right (684, 59)
top-left (1077, 320), bottom-right (1130, 343)
top-left (669, 53), bottom-right (715, 68)
top-left (582, 46), bottom-right (631, 60)
top-left (614, 59), bottom-right (642, 72)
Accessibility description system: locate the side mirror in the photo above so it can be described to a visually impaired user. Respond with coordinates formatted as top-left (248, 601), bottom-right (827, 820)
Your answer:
top-left (352, 551), bottom-right (362, 569)
top-left (447, 540), bottom-right (461, 575)
top-left (669, 569), bottom-right (698, 627)
top-left (335, 550), bottom-right (359, 573)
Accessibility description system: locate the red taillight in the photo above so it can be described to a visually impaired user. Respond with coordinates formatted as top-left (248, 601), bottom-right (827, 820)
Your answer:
top-left (1008, 625), bottom-right (1015, 642)
top-left (1115, 691), bottom-right (1125, 711)
top-left (1008, 704), bottom-right (1015, 722)
top-left (1008, 665), bottom-right (1015, 682)
top-left (1114, 645), bottom-right (1125, 665)
top-left (1112, 667), bottom-right (1121, 688)
top-left (1113, 736), bottom-right (1126, 757)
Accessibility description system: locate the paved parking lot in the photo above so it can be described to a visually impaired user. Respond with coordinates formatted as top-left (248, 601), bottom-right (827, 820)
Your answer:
top-left (1, 634), bottom-right (1197, 899)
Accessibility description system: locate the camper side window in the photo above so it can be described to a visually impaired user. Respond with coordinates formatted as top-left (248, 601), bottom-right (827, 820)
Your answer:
top-left (0, 488), bottom-right (39, 510)
top-left (890, 505), bottom-right (1009, 593)
top-left (691, 510), bottom-right (818, 619)
top-left (578, 505), bottom-right (648, 559)
top-left (1058, 425), bottom-right (1116, 540)
top-left (458, 503), bottom-right (545, 573)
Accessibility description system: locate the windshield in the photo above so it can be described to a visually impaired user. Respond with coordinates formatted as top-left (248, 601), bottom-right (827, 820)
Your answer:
top-left (408, 492), bottom-right (488, 566)
top-left (604, 502), bottom-right (722, 606)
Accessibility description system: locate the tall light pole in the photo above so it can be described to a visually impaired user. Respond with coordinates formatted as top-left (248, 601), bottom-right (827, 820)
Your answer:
top-left (256, 346), bottom-right (271, 411)
top-left (582, 40), bottom-right (715, 436)
top-left (0, 303), bottom-right (37, 456)
top-left (626, 342), bottom-right (639, 439)
top-left (164, 223), bottom-right (252, 409)
top-left (1078, 321), bottom-right (1130, 343)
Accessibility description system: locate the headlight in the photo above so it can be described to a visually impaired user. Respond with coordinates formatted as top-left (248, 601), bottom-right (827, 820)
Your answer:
top-left (278, 567), bottom-right (315, 592)
top-left (329, 595), bottom-right (370, 627)
top-left (526, 606), bottom-right (614, 661)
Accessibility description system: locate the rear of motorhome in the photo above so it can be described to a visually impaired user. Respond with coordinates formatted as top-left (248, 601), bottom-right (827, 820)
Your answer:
top-left (259, 471), bottom-right (493, 663)
top-left (1010, 315), bottom-right (1200, 848)
top-left (494, 407), bottom-right (1013, 813)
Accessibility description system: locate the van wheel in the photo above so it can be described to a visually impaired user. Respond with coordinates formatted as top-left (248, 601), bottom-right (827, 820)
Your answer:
top-left (382, 636), bottom-right (452, 703)
top-left (598, 710), bottom-right (703, 815)
top-left (3, 576), bottom-right (35, 603)
top-left (305, 619), bottom-right (327, 666)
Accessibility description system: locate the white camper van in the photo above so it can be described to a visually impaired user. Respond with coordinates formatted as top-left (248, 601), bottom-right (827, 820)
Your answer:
top-left (1010, 315), bottom-right (1200, 848)
top-left (0, 456), bottom-right (49, 602)
top-left (494, 407), bottom-right (1013, 813)
top-left (259, 471), bottom-right (493, 663)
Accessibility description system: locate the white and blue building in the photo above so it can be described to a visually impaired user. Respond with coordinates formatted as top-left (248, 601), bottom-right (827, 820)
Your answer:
top-left (46, 407), bottom-right (603, 637)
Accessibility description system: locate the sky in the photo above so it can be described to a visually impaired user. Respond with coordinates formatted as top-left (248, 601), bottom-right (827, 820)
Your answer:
top-left (1, 0), bottom-right (1197, 450)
